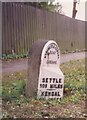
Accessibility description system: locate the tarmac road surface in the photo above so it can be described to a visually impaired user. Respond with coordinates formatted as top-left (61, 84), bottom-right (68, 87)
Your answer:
top-left (0, 52), bottom-right (86, 74)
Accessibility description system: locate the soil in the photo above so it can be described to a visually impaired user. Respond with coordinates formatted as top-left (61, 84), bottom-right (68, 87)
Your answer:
top-left (2, 99), bottom-right (86, 118)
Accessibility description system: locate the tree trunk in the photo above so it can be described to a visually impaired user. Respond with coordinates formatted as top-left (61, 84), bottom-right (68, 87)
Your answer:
top-left (72, 0), bottom-right (78, 18)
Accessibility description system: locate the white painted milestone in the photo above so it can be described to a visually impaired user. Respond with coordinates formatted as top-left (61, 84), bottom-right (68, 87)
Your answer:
top-left (37, 40), bottom-right (64, 99)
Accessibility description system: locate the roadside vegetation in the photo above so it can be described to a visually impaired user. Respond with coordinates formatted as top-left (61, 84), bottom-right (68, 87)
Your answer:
top-left (0, 49), bottom-right (85, 60)
top-left (2, 59), bottom-right (86, 118)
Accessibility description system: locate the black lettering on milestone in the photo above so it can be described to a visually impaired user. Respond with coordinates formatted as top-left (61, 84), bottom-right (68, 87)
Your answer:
top-left (57, 53), bottom-right (59, 59)
top-left (44, 55), bottom-right (46, 58)
top-left (50, 44), bottom-right (52, 47)
top-left (59, 78), bottom-right (61, 83)
top-left (50, 78), bottom-right (52, 83)
top-left (56, 78), bottom-right (58, 83)
top-left (50, 84), bottom-right (53, 88)
top-left (42, 78), bottom-right (45, 83)
top-left (46, 78), bottom-right (48, 83)
top-left (48, 92), bottom-right (51, 96)
top-left (40, 84), bottom-right (42, 88)
top-left (55, 92), bottom-right (57, 96)
top-left (58, 84), bottom-right (60, 88)
top-left (46, 50), bottom-right (48, 54)
top-left (41, 92), bottom-right (44, 96)
top-left (58, 92), bottom-right (60, 96)
top-left (58, 84), bottom-right (61, 88)
top-left (53, 78), bottom-right (55, 83)
top-left (52, 92), bottom-right (54, 96)
top-left (52, 45), bottom-right (54, 48)
top-left (45, 84), bottom-right (47, 88)
top-left (58, 54), bottom-right (59, 57)
top-left (56, 49), bottom-right (58, 53)
top-left (49, 46), bottom-right (51, 49)
top-left (61, 85), bottom-right (63, 88)
top-left (48, 47), bottom-right (50, 51)
top-left (45, 91), bottom-right (47, 96)
top-left (59, 84), bottom-right (62, 88)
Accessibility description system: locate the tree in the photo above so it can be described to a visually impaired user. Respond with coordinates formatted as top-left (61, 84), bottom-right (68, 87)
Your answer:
top-left (24, 1), bottom-right (62, 13)
top-left (72, 0), bottom-right (78, 18)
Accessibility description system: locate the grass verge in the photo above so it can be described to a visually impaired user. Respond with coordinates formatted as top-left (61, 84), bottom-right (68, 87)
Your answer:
top-left (2, 59), bottom-right (86, 118)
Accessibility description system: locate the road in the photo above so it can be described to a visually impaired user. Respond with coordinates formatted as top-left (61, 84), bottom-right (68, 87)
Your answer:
top-left (0, 52), bottom-right (86, 74)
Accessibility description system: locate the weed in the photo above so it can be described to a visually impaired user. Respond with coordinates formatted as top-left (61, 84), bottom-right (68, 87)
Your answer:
top-left (1, 53), bottom-right (28, 60)
top-left (2, 80), bottom-right (26, 101)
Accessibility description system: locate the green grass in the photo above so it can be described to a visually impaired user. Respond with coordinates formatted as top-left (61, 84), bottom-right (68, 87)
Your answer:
top-left (60, 59), bottom-right (85, 104)
top-left (2, 59), bottom-right (85, 104)
top-left (0, 53), bottom-right (28, 59)
top-left (2, 80), bottom-right (26, 101)
top-left (2, 71), bottom-right (27, 101)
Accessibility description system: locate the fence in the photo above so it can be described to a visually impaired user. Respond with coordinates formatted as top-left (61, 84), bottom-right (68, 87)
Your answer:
top-left (2, 2), bottom-right (86, 54)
